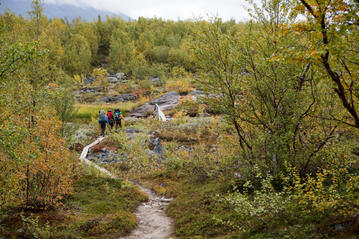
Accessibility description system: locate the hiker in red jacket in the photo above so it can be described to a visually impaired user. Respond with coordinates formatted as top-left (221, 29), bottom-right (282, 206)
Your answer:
top-left (107, 110), bottom-right (114, 130)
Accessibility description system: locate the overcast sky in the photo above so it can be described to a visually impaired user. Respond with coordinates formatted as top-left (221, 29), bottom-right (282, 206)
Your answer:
top-left (45, 0), bottom-right (251, 21)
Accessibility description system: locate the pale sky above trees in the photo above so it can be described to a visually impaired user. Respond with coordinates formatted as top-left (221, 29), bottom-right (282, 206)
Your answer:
top-left (45, 0), bottom-right (250, 21)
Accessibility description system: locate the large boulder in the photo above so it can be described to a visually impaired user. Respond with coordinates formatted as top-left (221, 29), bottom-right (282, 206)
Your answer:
top-left (129, 103), bottom-right (154, 118)
top-left (99, 93), bottom-right (138, 103)
top-left (130, 91), bottom-right (179, 117)
top-left (151, 91), bottom-right (179, 106)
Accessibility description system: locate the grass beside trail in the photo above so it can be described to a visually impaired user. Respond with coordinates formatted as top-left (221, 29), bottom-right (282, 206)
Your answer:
top-left (73, 101), bottom-right (145, 122)
top-left (0, 166), bottom-right (147, 239)
top-left (138, 173), bottom-right (238, 239)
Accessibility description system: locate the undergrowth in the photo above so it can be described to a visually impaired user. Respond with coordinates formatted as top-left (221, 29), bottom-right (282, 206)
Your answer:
top-left (0, 164), bottom-right (147, 239)
top-left (104, 115), bottom-right (359, 239)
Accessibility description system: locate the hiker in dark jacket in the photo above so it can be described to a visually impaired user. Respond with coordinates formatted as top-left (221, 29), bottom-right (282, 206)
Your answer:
top-left (98, 110), bottom-right (108, 136)
top-left (114, 109), bottom-right (124, 129)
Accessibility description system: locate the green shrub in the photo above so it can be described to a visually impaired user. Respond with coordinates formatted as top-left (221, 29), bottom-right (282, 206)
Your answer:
top-left (223, 166), bottom-right (359, 238)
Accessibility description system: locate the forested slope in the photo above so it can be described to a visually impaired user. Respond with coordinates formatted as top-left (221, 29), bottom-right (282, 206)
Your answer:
top-left (1, 0), bottom-right (359, 238)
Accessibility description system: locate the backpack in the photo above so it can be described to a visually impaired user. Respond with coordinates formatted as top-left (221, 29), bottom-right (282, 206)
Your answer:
top-left (107, 111), bottom-right (113, 123)
top-left (99, 110), bottom-right (106, 123)
top-left (114, 111), bottom-right (121, 121)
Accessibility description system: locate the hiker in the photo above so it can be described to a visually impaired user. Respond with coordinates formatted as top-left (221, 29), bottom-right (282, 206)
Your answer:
top-left (114, 109), bottom-right (124, 129)
top-left (107, 110), bottom-right (114, 130)
top-left (98, 110), bottom-right (108, 136)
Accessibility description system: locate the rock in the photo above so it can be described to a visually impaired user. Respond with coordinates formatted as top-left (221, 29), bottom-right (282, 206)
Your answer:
top-left (108, 76), bottom-right (119, 83)
top-left (189, 89), bottom-right (205, 102)
top-left (126, 128), bottom-right (140, 140)
top-left (148, 131), bottom-right (162, 155)
top-left (130, 91), bottom-right (179, 117)
top-left (149, 76), bottom-right (160, 81)
top-left (99, 93), bottom-right (138, 103)
top-left (126, 128), bottom-right (140, 134)
top-left (87, 147), bottom-right (125, 164)
top-left (240, 67), bottom-right (250, 76)
top-left (190, 89), bottom-right (203, 95)
top-left (176, 145), bottom-right (192, 152)
top-left (116, 72), bottom-right (127, 80)
top-left (150, 91), bottom-right (179, 107)
top-left (105, 72), bottom-right (128, 83)
top-left (84, 76), bottom-right (94, 85)
top-left (80, 87), bottom-right (101, 94)
top-left (130, 103), bottom-right (155, 117)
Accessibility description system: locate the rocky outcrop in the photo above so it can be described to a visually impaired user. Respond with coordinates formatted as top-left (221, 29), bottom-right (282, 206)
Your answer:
top-left (87, 147), bottom-right (127, 164)
top-left (130, 91), bottom-right (179, 117)
top-left (151, 91), bottom-right (179, 110)
top-left (129, 104), bottom-right (154, 118)
top-left (99, 93), bottom-right (138, 103)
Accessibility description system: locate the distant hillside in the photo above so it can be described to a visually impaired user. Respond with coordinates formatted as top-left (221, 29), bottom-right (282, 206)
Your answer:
top-left (0, 0), bottom-right (130, 22)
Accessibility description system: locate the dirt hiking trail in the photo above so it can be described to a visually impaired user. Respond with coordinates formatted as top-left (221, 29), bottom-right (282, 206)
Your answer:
top-left (80, 137), bottom-right (174, 239)
top-left (120, 183), bottom-right (174, 239)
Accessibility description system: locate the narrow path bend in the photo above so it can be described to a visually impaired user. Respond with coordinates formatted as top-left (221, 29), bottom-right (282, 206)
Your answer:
top-left (121, 184), bottom-right (174, 239)
top-left (80, 137), bottom-right (174, 239)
